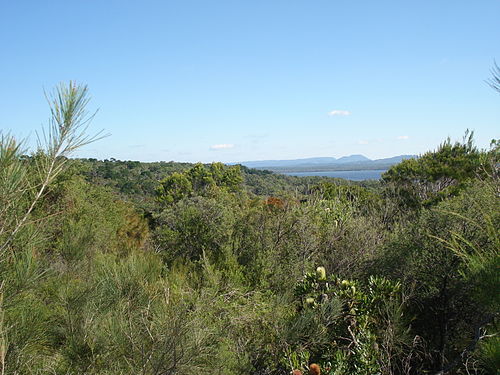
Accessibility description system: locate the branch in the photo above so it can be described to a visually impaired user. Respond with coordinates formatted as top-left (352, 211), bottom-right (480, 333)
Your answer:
top-left (432, 314), bottom-right (496, 375)
top-left (0, 82), bottom-right (107, 253)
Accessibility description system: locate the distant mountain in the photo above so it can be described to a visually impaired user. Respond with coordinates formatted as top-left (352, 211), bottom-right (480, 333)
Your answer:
top-left (335, 154), bottom-right (371, 164)
top-left (236, 157), bottom-right (338, 169)
top-left (232, 154), bottom-right (416, 172)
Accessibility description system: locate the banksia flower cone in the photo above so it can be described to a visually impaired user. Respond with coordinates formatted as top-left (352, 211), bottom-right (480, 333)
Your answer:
top-left (309, 363), bottom-right (320, 375)
top-left (316, 266), bottom-right (326, 280)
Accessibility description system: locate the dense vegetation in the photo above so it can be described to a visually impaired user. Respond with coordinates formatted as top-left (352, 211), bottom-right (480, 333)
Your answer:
top-left (0, 83), bottom-right (498, 375)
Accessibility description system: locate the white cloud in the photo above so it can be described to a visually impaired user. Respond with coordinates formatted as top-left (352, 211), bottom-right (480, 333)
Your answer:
top-left (397, 135), bottom-right (410, 140)
top-left (210, 143), bottom-right (234, 150)
top-left (358, 140), bottom-right (369, 145)
top-left (328, 110), bottom-right (351, 116)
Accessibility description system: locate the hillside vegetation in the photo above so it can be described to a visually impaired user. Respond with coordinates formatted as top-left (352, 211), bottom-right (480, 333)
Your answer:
top-left (0, 83), bottom-right (498, 375)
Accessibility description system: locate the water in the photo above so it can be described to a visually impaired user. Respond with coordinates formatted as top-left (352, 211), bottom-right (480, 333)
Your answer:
top-left (283, 169), bottom-right (386, 181)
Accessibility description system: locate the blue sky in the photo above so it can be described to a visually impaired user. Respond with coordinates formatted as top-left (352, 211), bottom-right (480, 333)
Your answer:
top-left (1, 1), bottom-right (499, 162)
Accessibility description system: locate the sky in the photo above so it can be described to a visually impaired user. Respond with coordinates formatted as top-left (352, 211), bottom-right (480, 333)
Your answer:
top-left (1, 1), bottom-right (499, 163)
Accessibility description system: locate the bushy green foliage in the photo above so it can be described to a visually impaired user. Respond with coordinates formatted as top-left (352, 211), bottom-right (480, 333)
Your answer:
top-left (154, 194), bottom-right (239, 265)
top-left (156, 162), bottom-right (243, 205)
top-left (80, 158), bottom-right (192, 197)
top-left (313, 181), bottom-right (382, 214)
top-left (287, 268), bottom-right (411, 375)
top-left (382, 131), bottom-right (490, 209)
top-left (373, 177), bottom-right (499, 373)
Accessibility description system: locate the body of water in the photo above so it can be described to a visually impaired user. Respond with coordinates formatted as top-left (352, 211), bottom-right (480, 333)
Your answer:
top-left (284, 169), bottom-right (386, 181)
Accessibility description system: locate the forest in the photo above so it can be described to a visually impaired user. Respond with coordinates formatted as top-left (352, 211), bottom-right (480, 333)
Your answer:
top-left (0, 82), bottom-right (498, 375)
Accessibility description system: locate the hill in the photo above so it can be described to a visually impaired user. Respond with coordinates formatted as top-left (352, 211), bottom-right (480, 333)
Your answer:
top-left (233, 154), bottom-right (416, 172)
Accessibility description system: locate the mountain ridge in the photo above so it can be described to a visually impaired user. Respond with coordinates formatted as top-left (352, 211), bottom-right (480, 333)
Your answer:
top-left (231, 154), bottom-right (416, 172)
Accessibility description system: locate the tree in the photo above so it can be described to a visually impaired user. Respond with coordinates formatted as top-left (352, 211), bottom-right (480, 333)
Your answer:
top-left (0, 82), bottom-right (104, 374)
top-left (0, 82), bottom-right (104, 253)
top-left (382, 131), bottom-right (488, 209)
top-left (156, 163), bottom-right (243, 205)
top-left (156, 172), bottom-right (193, 204)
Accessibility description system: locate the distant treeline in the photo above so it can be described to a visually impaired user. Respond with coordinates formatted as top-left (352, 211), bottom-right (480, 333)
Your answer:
top-left (75, 157), bottom-right (379, 204)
